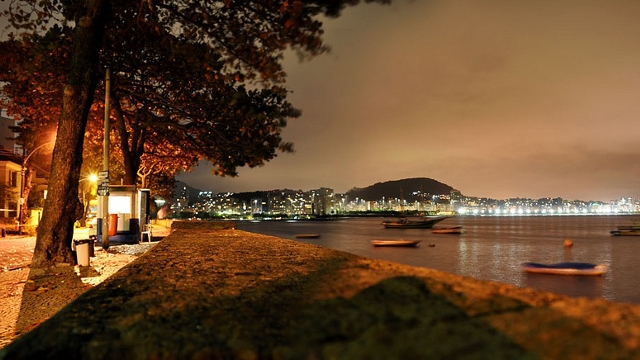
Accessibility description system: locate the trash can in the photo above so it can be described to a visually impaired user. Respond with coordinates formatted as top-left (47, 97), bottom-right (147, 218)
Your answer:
top-left (74, 239), bottom-right (92, 266)
top-left (108, 213), bottom-right (118, 236)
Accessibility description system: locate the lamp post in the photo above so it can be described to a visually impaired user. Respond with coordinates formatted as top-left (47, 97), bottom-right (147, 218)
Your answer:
top-left (100, 68), bottom-right (111, 249)
top-left (19, 140), bottom-right (55, 233)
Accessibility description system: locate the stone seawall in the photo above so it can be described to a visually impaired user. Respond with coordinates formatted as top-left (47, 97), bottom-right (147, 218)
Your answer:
top-left (2, 222), bottom-right (640, 359)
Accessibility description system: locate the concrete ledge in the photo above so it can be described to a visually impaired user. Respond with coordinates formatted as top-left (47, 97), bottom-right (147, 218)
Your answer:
top-left (171, 219), bottom-right (237, 230)
top-left (2, 225), bottom-right (640, 359)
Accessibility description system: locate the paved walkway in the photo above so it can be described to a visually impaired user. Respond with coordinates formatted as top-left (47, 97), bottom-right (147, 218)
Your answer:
top-left (2, 221), bottom-right (640, 359)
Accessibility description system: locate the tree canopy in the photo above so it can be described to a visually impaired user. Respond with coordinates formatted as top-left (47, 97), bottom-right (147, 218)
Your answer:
top-left (1, 0), bottom-right (391, 266)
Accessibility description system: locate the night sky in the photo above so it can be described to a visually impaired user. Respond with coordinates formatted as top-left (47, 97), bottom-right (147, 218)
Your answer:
top-left (181, 0), bottom-right (640, 201)
top-left (3, 1), bottom-right (640, 201)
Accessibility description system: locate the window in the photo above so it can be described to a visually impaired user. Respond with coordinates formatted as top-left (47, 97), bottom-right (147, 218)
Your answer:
top-left (10, 171), bottom-right (18, 188)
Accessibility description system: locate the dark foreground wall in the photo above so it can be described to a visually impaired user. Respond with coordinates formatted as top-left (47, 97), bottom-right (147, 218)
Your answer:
top-left (3, 223), bottom-right (640, 359)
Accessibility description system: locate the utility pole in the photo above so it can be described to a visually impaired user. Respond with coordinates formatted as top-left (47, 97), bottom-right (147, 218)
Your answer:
top-left (98, 68), bottom-right (111, 249)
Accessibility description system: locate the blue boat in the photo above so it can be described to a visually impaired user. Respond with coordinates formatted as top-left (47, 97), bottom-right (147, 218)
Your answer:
top-left (522, 262), bottom-right (607, 276)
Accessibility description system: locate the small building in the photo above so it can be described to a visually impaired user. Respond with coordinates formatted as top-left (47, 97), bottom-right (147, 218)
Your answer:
top-left (0, 148), bottom-right (22, 222)
top-left (96, 185), bottom-right (151, 244)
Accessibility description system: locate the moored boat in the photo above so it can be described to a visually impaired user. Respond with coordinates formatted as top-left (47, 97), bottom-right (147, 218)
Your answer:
top-left (382, 215), bottom-right (451, 229)
top-left (371, 239), bottom-right (422, 247)
top-left (432, 225), bottom-right (464, 234)
top-left (610, 224), bottom-right (640, 236)
top-left (522, 262), bottom-right (607, 276)
top-left (295, 234), bottom-right (321, 239)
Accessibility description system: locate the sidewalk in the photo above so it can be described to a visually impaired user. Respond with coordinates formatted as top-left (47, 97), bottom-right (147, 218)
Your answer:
top-left (2, 221), bottom-right (640, 358)
top-left (0, 223), bottom-right (172, 349)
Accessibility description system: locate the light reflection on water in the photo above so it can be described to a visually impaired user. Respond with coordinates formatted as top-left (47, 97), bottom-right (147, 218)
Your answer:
top-left (237, 215), bottom-right (640, 304)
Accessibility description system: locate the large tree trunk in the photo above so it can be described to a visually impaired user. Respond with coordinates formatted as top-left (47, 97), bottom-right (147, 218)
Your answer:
top-left (32, 0), bottom-right (109, 268)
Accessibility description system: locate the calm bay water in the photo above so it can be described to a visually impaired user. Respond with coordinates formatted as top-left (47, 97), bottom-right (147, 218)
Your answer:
top-left (237, 215), bottom-right (640, 304)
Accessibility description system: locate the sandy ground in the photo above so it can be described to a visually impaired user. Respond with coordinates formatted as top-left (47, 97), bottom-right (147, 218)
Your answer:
top-left (0, 226), bottom-right (168, 349)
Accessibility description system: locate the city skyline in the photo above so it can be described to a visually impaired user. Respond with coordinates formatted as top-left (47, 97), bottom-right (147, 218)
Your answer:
top-left (177, 177), bottom-right (638, 205)
top-left (178, 0), bottom-right (640, 202)
top-left (175, 181), bottom-right (639, 218)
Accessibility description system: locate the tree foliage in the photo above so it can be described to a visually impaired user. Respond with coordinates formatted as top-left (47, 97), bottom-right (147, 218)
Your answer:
top-left (0, 27), bottom-right (66, 224)
top-left (0, 26), bottom-right (68, 143)
top-left (1, 0), bottom-right (391, 266)
top-left (3, 0), bottom-right (391, 187)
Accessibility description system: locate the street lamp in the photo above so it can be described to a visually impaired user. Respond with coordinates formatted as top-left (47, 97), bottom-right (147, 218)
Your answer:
top-left (19, 140), bottom-right (55, 233)
top-left (79, 173), bottom-right (98, 184)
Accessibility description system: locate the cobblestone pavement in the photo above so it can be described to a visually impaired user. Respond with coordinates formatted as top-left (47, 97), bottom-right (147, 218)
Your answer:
top-left (0, 225), bottom-right (170, 349)
top-left (0, 236), bottom-right (35, 272)
top-left (2, 222), bottom-right (640, 359)
top-left (0, 236), bottom-right (35, 349)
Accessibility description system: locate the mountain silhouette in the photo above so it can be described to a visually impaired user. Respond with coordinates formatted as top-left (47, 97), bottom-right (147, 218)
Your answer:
top-left (176, 177), bottom-right (456, 204)
top-left (345, 178), bottom-right (454, 202)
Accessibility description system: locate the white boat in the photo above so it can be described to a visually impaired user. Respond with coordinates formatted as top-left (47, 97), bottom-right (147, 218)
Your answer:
top-left (432, 226), bottom-right (464, 234)
top-left (371, 239), bottom-right (422, 247)
top-left (522, 262), bottom-right (607, 276)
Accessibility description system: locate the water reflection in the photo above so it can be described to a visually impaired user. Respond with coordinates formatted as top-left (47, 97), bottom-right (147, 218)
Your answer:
top-left (524, 273), bottom-right (605, 299)
top-left (238, 215), bottom-right (639, 303)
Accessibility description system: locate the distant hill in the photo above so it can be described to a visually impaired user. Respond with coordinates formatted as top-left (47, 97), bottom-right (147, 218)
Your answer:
top-left (345, 178), bottom-right (454, 202)
top-left (175, 178), bottom-right (456, 204)
top-left (228, 190), bottom-right (274, 203)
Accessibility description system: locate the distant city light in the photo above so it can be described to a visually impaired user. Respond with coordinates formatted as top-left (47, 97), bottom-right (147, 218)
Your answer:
top-left (170, 187), bottom-right (640, 218)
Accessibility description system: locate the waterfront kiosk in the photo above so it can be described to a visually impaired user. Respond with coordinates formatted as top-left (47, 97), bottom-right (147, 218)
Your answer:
top-left (96, 185), bottom-right (151, 244)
